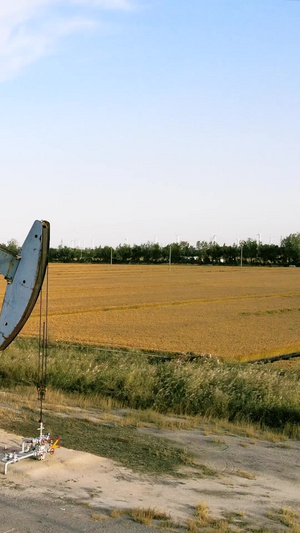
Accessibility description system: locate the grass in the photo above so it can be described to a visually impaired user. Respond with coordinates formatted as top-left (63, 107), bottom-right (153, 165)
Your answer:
top-left (0, 406), bottom-right (201, 477)
top-left (90, 512), bottom-right (108, 522)
top-left (233, 470), bottom-right (256, 480)
top-left (186, 504), bottom-right (300, 532)
top-left (1, 384), bottom-right (295, 444)
top-left (187, 502), bottom-right (231, 532)
top-left (279, 507), bottom-right (300, 531)
top-left (0, 338), bottom-right (299, 438)
top-left (210, 438), bottom-right (226, 445)
top-left (0, 381), bottom-right (298, 533)
top-left (129, 507), bottom-right (171, 526)
top-left (109, 508), bottom-right (178, 529)
top-left (267, 507), bottom-right (300, 532)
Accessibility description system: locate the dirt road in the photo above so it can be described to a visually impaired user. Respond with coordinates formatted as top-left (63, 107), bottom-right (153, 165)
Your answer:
top-left (0, 492), bottom-right (166, 533)
top-left (0, 427), bottom-right (299, 531)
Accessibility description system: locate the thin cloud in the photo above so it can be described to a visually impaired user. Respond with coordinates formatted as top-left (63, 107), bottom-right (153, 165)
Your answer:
top-left (72, 0), bottom-right (133, 9)
top-left (0, 0), bottom-right (134, 81)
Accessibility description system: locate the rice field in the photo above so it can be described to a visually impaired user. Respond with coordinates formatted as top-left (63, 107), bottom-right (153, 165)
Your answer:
top-left (1, 264), bottom-right (299, 360)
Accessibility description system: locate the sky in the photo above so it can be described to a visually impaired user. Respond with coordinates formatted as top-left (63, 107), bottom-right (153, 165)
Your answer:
top-left (0, 0), bottom-right (299, 248)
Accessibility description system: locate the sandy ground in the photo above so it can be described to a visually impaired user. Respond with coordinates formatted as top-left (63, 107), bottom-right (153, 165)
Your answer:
top-left (0, 426), bottom-right (299, 531)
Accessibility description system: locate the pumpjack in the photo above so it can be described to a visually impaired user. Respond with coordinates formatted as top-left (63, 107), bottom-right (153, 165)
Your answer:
top-left (0, 220), bottom-right (60, 474)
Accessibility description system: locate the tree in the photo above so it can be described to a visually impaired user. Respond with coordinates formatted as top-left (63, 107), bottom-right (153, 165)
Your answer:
top-left (281, 233), bottom-right (300, 265)
top-left (242, 239), bottom-right (258, 264)
top-left (196, 241), bottom-right (210, 263)
top-left (151, 243), bottom-right (162, 263)
top-left (0, 238), bottom-right (20, 255)
top-left (259, 244), bottom-right (281, 265)
top-left (222, 244), bottom-right (239, 265)
top-left (3, 233), bottom-right (298, 265)
top-left (102, 246), bottom-right (113, 263)
top-left (115, 244), bottom-right (132, 263)
top-left (55, 246), bottom-right (74, 262)
top-left (131, 244), bottom-right (143, 263)
top-left (209, 242), bottom-right (222, 263)
top-left (168, 243), bottom-right (181, 263)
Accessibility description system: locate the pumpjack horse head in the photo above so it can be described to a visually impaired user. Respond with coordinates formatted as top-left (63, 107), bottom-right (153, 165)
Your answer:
top-left (0, 220), bottom-right (50, 351)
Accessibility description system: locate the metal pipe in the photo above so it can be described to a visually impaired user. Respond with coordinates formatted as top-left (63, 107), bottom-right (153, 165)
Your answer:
top-left (2, 451), bottom-right (35, 475)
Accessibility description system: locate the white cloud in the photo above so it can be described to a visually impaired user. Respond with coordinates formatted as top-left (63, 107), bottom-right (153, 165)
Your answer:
top-left (0, 0), bottom-right (133, 81)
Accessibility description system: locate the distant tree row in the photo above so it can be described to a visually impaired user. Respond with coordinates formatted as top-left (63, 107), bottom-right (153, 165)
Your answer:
top-left (46, 233), bottom-right (300, 266)
top-left (1, 233), bottom-right (299, 266)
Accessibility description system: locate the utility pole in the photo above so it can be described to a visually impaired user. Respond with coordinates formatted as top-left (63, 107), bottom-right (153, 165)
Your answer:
top-left (111, 247), bottom-right (113, 265)
top-left (169, 245), bottom-right (172, 271)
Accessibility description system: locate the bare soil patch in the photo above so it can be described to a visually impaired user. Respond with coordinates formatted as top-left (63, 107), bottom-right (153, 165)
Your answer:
top-left (1, 417), bottom-right (299, 531)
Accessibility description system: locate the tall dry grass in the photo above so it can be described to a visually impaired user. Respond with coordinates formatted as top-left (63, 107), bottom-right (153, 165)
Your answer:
top-left (0, 339), bottom-right (299, 438)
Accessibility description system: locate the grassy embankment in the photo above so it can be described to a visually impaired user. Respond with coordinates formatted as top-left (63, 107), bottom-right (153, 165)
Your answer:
top-left (0, 338), bottom-right (299, 439)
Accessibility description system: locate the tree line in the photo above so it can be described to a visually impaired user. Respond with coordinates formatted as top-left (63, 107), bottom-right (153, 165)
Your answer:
top-left (1, 233), bottom-right (299, 266)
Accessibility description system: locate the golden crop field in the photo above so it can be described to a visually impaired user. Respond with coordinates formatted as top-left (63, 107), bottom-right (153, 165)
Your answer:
top-left (1, 264), bottom-right (300, 360)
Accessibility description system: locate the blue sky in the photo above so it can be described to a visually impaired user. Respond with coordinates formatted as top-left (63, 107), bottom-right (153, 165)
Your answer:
top-left (0, 0), bottom-right (299, 248)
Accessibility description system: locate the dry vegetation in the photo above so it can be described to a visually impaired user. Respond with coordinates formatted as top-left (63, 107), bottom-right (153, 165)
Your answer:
top-left (1, 339), bottom-right (299, 436)
top-left (1, 264), bottom-right (299, 360)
